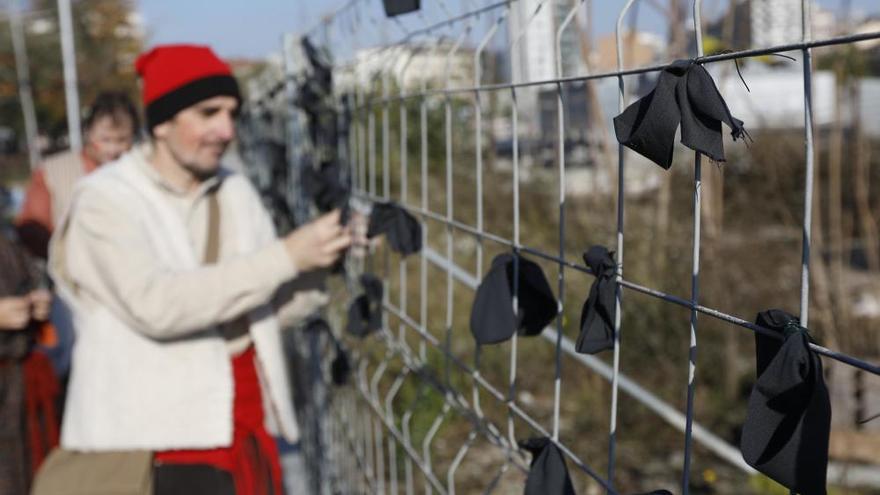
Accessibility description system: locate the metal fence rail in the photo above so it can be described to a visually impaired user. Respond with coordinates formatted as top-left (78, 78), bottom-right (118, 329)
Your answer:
top-left (242, 1), bottom-right (880, 493)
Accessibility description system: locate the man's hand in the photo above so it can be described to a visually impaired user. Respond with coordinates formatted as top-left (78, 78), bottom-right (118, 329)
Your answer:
top-left (29, 289), bottom-right (52, 322)
top-left (0, 296), bottom-right (31, 331)
top-left (284, 209), bottom-right (352, 272)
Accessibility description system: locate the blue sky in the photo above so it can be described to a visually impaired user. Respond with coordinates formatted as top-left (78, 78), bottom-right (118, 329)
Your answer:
top-left (135, 0), bottom-right (321, 58)
top-left (136, 0), bottom-right (879, 60)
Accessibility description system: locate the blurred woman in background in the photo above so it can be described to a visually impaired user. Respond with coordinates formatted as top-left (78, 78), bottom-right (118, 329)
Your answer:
top-left (0, 186), bottom-right (57, 494)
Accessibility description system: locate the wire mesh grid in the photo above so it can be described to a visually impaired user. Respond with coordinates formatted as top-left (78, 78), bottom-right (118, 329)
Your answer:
top-left (243, 1), bottom-right (880, 493)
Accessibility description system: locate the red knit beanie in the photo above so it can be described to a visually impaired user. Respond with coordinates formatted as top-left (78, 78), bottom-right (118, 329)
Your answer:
top-left (135, 44), bottom-right (241, 131)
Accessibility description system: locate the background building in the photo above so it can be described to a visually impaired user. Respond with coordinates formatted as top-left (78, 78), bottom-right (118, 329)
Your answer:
top-left (751, 0), bottom-right (803, 46)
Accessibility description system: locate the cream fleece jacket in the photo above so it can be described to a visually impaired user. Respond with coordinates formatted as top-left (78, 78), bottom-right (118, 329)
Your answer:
top-left (48, 145), bottom-right (323, 450)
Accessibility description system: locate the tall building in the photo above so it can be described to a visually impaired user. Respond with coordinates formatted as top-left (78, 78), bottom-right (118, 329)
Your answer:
top-left (509, 0), bottom-right (554, 84)
top-left (506, 0), bottom-right (586, 138)
top-left (555, 0), bottom-right (587, 77)
top-left (509, 0), bottom-right (585, 84)
top-left (751, 0), bottom-right (804, 47)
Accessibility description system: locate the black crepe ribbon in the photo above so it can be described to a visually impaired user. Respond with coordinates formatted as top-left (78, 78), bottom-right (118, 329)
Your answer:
top-left (346, 274), bottom-right (384, 338)
top-left (301, 163), bottom-right (351, 275)
top-left (576, 246), bottom-right (617, 355)
top-left (740, 309), bottom-right (830, 495)
top-left (302, 37), bottom-right (332, 89)
top-left (383, 0), bottom-right (420, 17)
top-left (519, 437), bottom-right (576, 495)
top-left (301, 163), bottom-right (350, 214)
top-left (367, 201), bottom-right (422, 256)
top-left (520, 436), bottom-right (671, 495)
top-left (613, 59), bottom-right (748, 170)
top-left (469, 253), bottom-right (557, 345)
top-left (304, 318), bottom-right (351, 385)
top-left (331, 340), bottom-right (351, 386)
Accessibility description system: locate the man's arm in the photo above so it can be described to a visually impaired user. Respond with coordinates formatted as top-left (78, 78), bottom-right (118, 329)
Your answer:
top-left (58, 186), bottom-right (298, 339)
top-left (16, 169), bottom-right (53, 259)
top-left (272, 269), bottom-right (330, 328)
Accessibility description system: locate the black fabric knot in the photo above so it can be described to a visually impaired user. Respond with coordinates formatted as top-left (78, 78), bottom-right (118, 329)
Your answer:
top-left (469, 253), bottom-right (557, 345)
top-left (519, 435), bottom-right (672, 495)
top-left (782, 319), bottom-right (808, 339)
top-left (301, 163), bottom-right (350, 213)
top-left (740, 309), bottom-right (830, 495)
top-left (305, 318), bottom-right (351, 386)
top-left (518, 437), bottom-right (575, 495)
top-left (383, 0), bottom-right (420, 17)
top-left (346, 274), bottom-right (384, 338)
top-left (331, 342), bottom-right (351, 386)
top-left (301, 38), bottom-right (332, 89)
top-left (301, 164), bottom-right (350, 274)
top-left (613, 59), bottom-right (746, 170)
top-left (576, 246), bottom-right (617, 355)
top-left (367, 201), bottom-right (422, 256)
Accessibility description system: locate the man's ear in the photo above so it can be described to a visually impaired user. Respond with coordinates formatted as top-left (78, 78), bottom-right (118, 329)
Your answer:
top-left (152, 121), bottom-right (171, 140)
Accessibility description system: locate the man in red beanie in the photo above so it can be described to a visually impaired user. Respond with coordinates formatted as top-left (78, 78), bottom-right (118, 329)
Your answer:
top-left (44, 44), bottom-right (351, 494)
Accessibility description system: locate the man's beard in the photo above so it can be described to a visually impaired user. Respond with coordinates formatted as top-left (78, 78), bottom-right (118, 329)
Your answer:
top-left (167, 142), bottom-right (224, 181)
top-left (181, 160), bottom-right (219, 181)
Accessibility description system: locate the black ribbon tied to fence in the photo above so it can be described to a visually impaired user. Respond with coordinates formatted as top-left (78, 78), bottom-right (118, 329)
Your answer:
top-left (519, 437), bottom-right (576, 495)
top-left (305, 318), bottom-right (351, 385)
top-left (519, 436), bottom-right (673, 495)
top-left (301, 162), bottom-right (349, 213)
top-left (740, 309), bottom-right (831, 495)
top-left (576, 246), bottom-right (617, 355)
top-left (346, 274), bottom-right (384, 338)
top-left (383, 0), bottom-right (420, 17)
top-left (613, 59), bottom-right (747, 170)
top-left (470, 253), bottom-right (557, 345)
top-left (331, 341), bottom-right (351, 386)
top-left (367, 201), bottom-right (422, 256)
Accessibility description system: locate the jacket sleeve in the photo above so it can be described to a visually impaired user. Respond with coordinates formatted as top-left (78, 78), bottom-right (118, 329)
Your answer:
top-left (55, 183), bottom-right (298, 340)
top-left (273, 269), bottom-right (330, 328)
top-left (236, 175), bottom-right (331, 329)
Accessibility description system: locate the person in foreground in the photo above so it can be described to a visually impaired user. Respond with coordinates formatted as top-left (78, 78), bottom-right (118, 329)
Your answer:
top-left (42, 44), bottom-right (351, 494)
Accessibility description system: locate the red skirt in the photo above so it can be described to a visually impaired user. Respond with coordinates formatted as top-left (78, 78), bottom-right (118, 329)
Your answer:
top-left (154, 347), bottom-right (283, 495)
top-left (22, 349), bottom-right (60, 476)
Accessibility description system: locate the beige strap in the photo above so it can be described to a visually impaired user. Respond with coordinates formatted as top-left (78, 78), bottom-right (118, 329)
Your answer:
top-left (204, 191), bottom-right (220, 265)
top-left (203, 191), bottom-right (250, 348)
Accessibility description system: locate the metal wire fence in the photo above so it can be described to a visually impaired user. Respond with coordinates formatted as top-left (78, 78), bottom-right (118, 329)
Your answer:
top-left (242, 1), bottom-right (880, 493)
